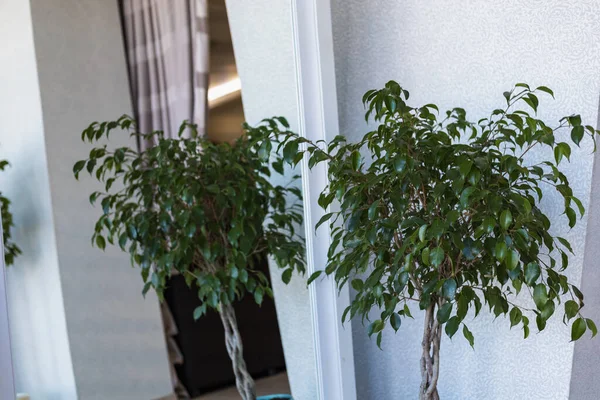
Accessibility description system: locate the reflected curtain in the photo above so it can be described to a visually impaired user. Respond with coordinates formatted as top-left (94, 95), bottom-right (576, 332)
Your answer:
top-left (122, 0), bottom-right (209, 148)
top-left (120, 0), bottom-right (210, 398)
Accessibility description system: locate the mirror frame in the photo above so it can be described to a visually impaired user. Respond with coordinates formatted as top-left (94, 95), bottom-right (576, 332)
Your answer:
top-left (291, 1), bottom-right (357, 399)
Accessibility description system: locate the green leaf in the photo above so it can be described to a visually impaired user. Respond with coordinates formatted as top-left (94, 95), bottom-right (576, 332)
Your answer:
top-left (193, 306), bottom-right (204, 321)
top-left (394, 157), bottom-right (407, 173)
top-left (463, 324), bottom-right (475, 348)
top-left (73, 160), bottom-right (86, 178)
top-left (351, 279), bottom-right (364, 291)
top-left (421, 247), bottom-right (431, 265)
top-left (556, 237), bottom-right (574, 254)
top-left (437, 303), bottom-right (453, 323)
top-left (482, 216), bottom-right (496, 234)
top-left (500, 209), bottom-right (513, 230)
top-left (541, 299), bottom-right (555, 321)
top-left (239, 269), bottom-right (249, 284)
top-left (95, 235), bottom-right (106, 250)
top-left (586, 319), bottom-right (598, 338)
top-left (524, 262), bottom-right (541, 285)
top-left (572, 317), bottom-right (587, 341)
top-left (565, 300), bottom-right (579, 321)
top-left (566, 207), bottom-right (576, 228)
top-left (535, 86), bottom-right (554, 98)
top-left (571, 126), bottom-right (584, 146)
top-left (430, 247), bottom-right (445, 267)
top-left (445, 316), bottom-right (460, 338)
top-left (254, 288), bottom-right (264, 305)
top-left (571, 197), bottom-right (585, 217)
top-left (533, 284), bottom-right (548, 309)
top-left (316, 212), bottom-right (334, 230)
top-left (283, 141), bottom-right (299, 164)
top-left (351, 150), bottom-right (362, 171)
top-left (459, 159), bottom-right (473, 178)
top-left (573, 285), bottom-right (585, 302)
top-left (459, 187), bottom-right (476, 208)
top-left (442, 279), bottom-right (457, 300)
top-left (509, 307), bottom-right (522, 328)
top-left (505, 249), bottom-right (520, 271)
top-left (495, 241), bottom-right (508, 261)
top-left (307, 270), bottom-right (322, 285)
top-left (282, 268), bottom-right (293, 284)
top-left (418, 225), bottom-right (427, 242)
top-left (554, 142), bottom-right (571, 164)
top-left (367, 319), bottom-right (384, 337)
top-left (569, 115), bottom-right (582, 127)
top-left (368, 200), bottom-right (380, 220)
top-left (385, 97), bottom-right (397, 113)
top-left (390, 313), bottom-right (402, 332)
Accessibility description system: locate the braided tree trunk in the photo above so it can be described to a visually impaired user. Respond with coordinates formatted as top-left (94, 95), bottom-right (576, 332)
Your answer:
top-left (218, 302), bottom-right (256, 400)
top-left (419, 300), bottom-right (442, 400)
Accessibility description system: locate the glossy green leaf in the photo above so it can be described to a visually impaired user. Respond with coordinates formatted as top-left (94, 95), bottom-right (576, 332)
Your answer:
top-left (524, 262), bottom-right (540, 285)
top-left (586, 318), bottom-right (598, 338)
top-left (437, 303), bottom-right (453, 323)
top-left (533, 284), bottom-right (548, 309)
top-left (442, 279), bottom-right (457, 300)
top-left (307, 271), bottom-right (322, 285)
top-left (390, 312), bottom-right (402, 332)
top-left (431, 247), bottom-right (445, 267)
top-left (565, 300), bottom-right (579, 321)
top-left (463, 324), bottom-right (475, 348)
top-left (500, 209), bottom-right (513, 230)
top-left (445, 316), bottom-right (460, 338)
top-left (509, 307), bottom-right (522, 328)
top-left (572, 317), bottom-right (587, 341)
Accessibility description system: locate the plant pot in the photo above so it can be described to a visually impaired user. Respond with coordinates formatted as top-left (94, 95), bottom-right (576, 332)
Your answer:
top-left (257, 395), bottom-right (292, 400)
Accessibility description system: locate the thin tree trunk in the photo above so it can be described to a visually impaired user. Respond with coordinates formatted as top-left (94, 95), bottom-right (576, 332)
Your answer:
top-left (419, 300), bottom-right (442, 400)
top-left (218, 302), bottom-right (256, 400)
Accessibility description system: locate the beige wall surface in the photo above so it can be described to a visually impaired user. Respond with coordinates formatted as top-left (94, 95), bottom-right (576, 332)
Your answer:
top-left (2, 0), bottom-right (173, 398)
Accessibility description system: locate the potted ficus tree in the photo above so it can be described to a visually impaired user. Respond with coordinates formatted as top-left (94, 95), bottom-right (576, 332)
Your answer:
top-left (1, 159), bottom-right (21, 266)
top-left (73, 115), bottom-right (304, 400)
top-left (277, 81), bottom-right (597, 399)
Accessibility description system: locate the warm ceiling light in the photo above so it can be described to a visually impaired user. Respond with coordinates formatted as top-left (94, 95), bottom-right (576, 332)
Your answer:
top-left (208, 77), bottom-right (241, 107)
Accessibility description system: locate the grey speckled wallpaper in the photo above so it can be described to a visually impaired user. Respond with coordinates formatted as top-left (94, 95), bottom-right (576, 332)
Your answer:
top-left (331, 1), bottom-right (600, 399)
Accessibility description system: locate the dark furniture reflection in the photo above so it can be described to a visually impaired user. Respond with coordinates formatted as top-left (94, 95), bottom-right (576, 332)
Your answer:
top-left (164, 256), bottom-right (286, 397)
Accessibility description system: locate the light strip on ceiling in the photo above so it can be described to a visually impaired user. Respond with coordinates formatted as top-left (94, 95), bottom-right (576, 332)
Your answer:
top-left (208, 76), bottom-right (241, 106)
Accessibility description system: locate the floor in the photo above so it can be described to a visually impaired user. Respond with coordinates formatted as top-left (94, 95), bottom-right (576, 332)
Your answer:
top-left (196, 373), bottom-right (290, 399)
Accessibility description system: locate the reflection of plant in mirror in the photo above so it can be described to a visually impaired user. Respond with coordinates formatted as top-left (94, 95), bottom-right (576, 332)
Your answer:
top-left (1, 159), bottom-right (21, 266)
top-left (280, 81), bottom-right (598, 399)
top-left (73, 116), bottom-right (305, 400)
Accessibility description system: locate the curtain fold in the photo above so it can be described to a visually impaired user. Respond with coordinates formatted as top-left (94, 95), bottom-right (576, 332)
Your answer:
top-left (121, 1), bottom-right (210, 397)
top-left (122, 0), bottom-right (209, 148)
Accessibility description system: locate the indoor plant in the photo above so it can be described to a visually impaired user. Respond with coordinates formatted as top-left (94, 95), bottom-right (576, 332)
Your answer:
top-left (73, 116), bottom-right (304, 400)
top-left (1, 158), bottom-right (21, 266)
top-left (280, 82), bottom-right (597, 399)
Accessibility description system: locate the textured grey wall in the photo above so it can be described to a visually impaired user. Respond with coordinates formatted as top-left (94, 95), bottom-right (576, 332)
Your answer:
top-left (0, 0), bottom-right (77, 398)
top-left (28, 0), bottom-right (172, 399)
top-left (224, 1), bottom-right (318, 399)
top-left (331, 1), bottom-right (600, 399)
top-left (570, 106), bottom-right (600, 399)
